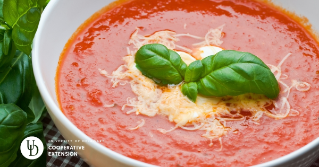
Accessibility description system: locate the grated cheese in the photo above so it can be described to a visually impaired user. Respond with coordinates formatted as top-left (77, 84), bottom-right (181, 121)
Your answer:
top-left (129, 119), bottom-right (145, 130)
top-left (98, 68), bottom-right (108, 76)
top-left (216, 137), bottom-right (223, 151)
top-left (293, 80), bottom-right (311, 92)
top-left (266, 53), bottom-right (311, 119)
top-left (104, 103), bottom-right (115, 108)
top-left (193, 24), bottom-right (225, 47)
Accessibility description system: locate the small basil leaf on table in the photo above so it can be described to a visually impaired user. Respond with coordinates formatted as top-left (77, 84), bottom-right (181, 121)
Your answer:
top-left (9, 123), bottom-right (47, 167)
top-left (197, 50), bottom-right (280, 99)
top-left (3, 0), bottom-right (46, 55)
top-left (181, 82), bottom-right (198, 102)
top-left (135, 43), bottom-right (186, 85)
top-left (0, 51), bottom-right (33, 116)
top-left (0, 104), bottom-right (27, 167)
top-left (184, 60), bottom-right (204, 83)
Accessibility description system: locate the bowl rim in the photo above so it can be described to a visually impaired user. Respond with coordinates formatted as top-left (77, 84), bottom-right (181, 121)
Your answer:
top-left (32, 0), bottom-right (319, 166)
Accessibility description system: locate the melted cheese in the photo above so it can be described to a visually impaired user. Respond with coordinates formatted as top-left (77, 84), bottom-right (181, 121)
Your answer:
top-left (196, 46), bottom-right (224, 59)
top-left (177, 51), bottom-right (196, 65)
top-left (178, 45), bottom-right (223, 64)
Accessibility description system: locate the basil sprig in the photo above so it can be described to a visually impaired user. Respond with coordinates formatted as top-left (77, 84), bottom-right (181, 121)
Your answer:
top-left (0, 1), bottom-right (49, 167)
top-left (135, 44), bottom-right (187, 85)
top-left (135, 44), bottom-right (279, 102)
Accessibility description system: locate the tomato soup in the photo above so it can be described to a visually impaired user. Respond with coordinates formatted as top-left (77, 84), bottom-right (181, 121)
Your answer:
top-left (56, 0), bottom-right (319, 166)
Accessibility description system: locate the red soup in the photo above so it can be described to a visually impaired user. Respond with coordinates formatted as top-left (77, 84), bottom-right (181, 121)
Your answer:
top-left (56, 0), bottom-right (319, 166)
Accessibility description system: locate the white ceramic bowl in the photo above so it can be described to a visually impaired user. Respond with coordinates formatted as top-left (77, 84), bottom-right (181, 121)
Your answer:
top-left (32, 0), bottom-right (319, 166)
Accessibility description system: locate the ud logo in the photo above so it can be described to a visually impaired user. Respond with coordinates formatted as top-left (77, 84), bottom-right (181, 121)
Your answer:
top-left (20, 136), bottom-right (44, 160)
top-left (27, 140), bottom-right (38, 156)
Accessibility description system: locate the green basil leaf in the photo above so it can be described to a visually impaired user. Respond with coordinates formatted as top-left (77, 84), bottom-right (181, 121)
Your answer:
top-left (0, 39), bottom-right (15, 68)
top-left (197, 50), bottom-right (279, 99)
top-left (0, 0), bottom-right (3, 18)
top-left (3, 0), bottom-right (46, 55)
top-left (0, 19), bottom-right (9, 31)
top-left (168, 50), bottom-right (187, 77)
top-left (2, 30), bottom-right (11, 55)
top-left (0, 51), bottom-right (33, 113)
top-left (0, 104), bottom-right (27, 167)
top-left (28, 99), bottom-right (46, 124)
top-left (28, 73), bottom-right (46, 123)
top-left (0, 24), bottom-right (9, 32)
top-left (135, 44), bottom-right (186, 85)
top-left (0, 29), bottom-right (4, 39)
top-left (184, 60), bottom-right (204, 83)
top-left (181, 82), bottom-right (198, 102)
top-left (8, 123), bottom-right (47, 167)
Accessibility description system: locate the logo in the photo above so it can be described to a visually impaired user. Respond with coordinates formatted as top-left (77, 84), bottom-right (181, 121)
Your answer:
top-left (20, 136), bottom-right (44, 160)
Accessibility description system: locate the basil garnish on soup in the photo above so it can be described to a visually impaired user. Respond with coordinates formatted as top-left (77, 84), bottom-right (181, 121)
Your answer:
top-left (197, 50), bottom-right (279, 99)
top-left (135, 44), bottom-right (280, 101)
top-left (135, 44), bottom-right (187, 85)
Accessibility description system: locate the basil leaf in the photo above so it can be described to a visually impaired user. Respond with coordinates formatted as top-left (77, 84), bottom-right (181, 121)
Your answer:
top-left (197, 50), bottom-right (279, 99)
top-left (9, 123), bottom-right (47, 167)
top-left (135, 44), bottom-right (186, 85)
top-left (0, 19), bottom-right (9, 31)
top-left (2, 30), bottom-right (11, 55)
top-left (0, 39), bottom-right (15, 68)
top-left (0, 104), bottom-right (27, 167)
top-left (0, 28), bottom-right (3, 39)
top-left (184, 60), bottom-right (204, 83)
top-left (0, 0), bottom-right (3, 18)
top-left (0, 51), bottom-right (33, 113)
top-left (0, 23), bottom-right (9, 31)
top-left (181, 82), bottom-right (198, 102)
top-left (28, 99), bottom-right (46, 124)
top-left (28, 73), bottom-right (46, 123)
top-left (168, 50), bottom-right (187, 77)
top-left (3, 0), bottom-right (46, 55)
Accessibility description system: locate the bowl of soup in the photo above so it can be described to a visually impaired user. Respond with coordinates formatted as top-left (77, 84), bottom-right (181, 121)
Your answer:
top-left (33, 0), bottom-right (319, 166)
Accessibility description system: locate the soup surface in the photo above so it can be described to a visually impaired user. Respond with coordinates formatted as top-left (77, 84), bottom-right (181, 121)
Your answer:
top-left (57, 0), bottom-right (319, 166)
